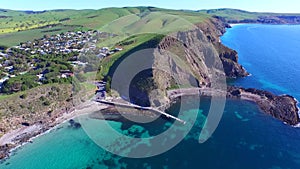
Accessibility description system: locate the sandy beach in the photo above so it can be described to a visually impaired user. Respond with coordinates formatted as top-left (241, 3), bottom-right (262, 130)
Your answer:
top-left (0, 99), bottom-right (109, 159)
top-left (229, 23), bottom-right (246, 27)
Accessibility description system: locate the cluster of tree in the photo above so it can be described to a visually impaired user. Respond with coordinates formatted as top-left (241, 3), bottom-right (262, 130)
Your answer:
top-left (78, 52), bottom-right (100, 72)
top-left (0, 50), bottom-right (78, 94)
top-left (1, 74), bottom-right (39, 93)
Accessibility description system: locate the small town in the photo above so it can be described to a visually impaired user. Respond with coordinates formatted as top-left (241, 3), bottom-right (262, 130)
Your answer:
top-left (0, 30), bottom-right (123, 92)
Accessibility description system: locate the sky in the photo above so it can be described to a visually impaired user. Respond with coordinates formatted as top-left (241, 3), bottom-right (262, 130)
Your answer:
top-left (1, 0), bottom-right (300, 13)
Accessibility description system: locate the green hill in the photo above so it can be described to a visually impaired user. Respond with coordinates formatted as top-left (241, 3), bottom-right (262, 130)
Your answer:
top-left (0, 7), bottom-right (211, 46)
top-left (198, 8), bottom-right (300, 23)
top-left (2, 7), bottom-right (300, 47)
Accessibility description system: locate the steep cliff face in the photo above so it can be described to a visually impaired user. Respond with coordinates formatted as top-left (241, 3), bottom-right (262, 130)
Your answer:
top-left (148, 18), bottom-right (299, 126)
top-left (135, 18), bottom-right (247, 107)
top-left (196, 18), bottom-right (249, 78)
top-left (152, 17), bottom-right (248, 92)
top-left (155, 27), bottom-right (227, 88)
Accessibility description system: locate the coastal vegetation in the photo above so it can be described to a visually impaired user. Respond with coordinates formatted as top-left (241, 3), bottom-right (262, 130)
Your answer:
top-left (1, 6), bottom-right (300, 161)
top-left (97, 33), bottom-right (165, 80)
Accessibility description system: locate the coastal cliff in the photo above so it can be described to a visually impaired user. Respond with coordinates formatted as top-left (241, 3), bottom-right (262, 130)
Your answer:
top-left (154, 17), bottom-right (248, 89)
top-left (197, 18), bottom-right (249, 78)
top-left (151, 17), bottom-right (300, 126)
top-left (1, 10), bottom-right (300, 161)
top-left (167, 86), bottom-right (300, 126)
top-left (113, 17), bottom-right (300, 127)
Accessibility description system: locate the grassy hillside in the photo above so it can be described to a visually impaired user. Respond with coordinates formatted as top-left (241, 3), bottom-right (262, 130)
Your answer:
top-left (199, 8), bottom-right (261, 20)
top-left (2, 7), bottom-right (300, 47)
top-left (0, 7), bottom-right (211, 47)
top-left (97, 33), bottom-right (164, 80)
top-left (0, 8), bottom-right (139, 46)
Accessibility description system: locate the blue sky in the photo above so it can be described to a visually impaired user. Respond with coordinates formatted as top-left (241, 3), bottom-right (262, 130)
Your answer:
top-left (1, 0), bottom-right (300, 13)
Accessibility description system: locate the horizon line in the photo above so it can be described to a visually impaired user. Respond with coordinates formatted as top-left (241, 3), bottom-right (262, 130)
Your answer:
top-left (1, 6), bottom-right (300, 14)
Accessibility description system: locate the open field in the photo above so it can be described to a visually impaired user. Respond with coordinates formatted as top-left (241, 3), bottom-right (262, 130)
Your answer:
top-left (0, 7), bottom-right (211, 46)
top-left (0, 25), bottom-right (78, 46)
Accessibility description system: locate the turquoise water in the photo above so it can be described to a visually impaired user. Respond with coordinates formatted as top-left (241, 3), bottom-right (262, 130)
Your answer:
top-left (1, 98), bottom-right (300, 169)
top-left (221, 24), bottom-right (300, 100)
top-left (1, 24), bottom-right (300, 169)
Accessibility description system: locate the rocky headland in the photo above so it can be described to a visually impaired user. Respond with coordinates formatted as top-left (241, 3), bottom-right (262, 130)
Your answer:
top-left (228, 87), bottom-right (300, 125)
top-left (1, 12), bottom-right (300, 161)
top-left (167, 87), bottom-right (300, 126)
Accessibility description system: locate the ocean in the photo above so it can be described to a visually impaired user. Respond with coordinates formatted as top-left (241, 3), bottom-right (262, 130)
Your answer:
top-left (1, 24), bottom-right (300, 169)
top-left (223, 24), bottom-right (300, 101)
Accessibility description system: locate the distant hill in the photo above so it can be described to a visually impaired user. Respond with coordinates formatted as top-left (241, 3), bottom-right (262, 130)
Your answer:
top-left (0, 7), bottom-right (210, 46)
top-left (198, 8), bottom-right (300, 23)
top-left (0, 7), bottom-right (300, 46)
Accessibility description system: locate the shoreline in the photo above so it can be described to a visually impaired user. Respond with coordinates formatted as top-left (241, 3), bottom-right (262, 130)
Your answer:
top-left (0, 100), bottom-right (109, 161)
top-left (2, 21), bottom-right (300, 161)
top-left (168, 86), bottom-right (300, 126)
top-left (1, 86), bottom-right (299, 161)
top-left (229, 23), bottom-right (246, 27)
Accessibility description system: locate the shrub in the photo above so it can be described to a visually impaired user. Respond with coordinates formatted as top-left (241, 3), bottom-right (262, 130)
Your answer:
top-left (43, 100), bottom-right (51, 106)
top-left (20, 93), bottom-right (27, 99)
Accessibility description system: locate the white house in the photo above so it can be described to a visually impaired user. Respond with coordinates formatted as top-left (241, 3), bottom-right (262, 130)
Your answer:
top-left (0, 77), bottom-right (9, 89)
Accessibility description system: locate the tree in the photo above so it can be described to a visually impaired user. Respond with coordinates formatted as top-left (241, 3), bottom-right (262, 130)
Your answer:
top-left (105, 76), bottom-right (112, 94)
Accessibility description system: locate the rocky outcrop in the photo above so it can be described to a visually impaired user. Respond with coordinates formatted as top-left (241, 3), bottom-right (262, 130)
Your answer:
top-left (228, 86), bottom-right (300, 125)
top-left (215, 43), bottom-right (249, 77)
top-left (68, 119), bottom-right (81, 129)
top-left (167, 86), bottom-right (300, 126)
top-left (0, 144), bottom-right (14, 160)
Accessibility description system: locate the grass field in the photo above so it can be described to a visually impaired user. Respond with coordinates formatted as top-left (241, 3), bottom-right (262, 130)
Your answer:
top-left (0, 7), bottom-right (212, 47)
top-left (97, 33), bottom-right (164, 80)
top-left (0, 25), bottom-right (78, 46)
top-left (198, 8), bottom-right (261, 20)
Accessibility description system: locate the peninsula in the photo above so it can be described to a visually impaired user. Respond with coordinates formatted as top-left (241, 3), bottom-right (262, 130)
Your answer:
top-left (0, 7), bottom-right (300, 160)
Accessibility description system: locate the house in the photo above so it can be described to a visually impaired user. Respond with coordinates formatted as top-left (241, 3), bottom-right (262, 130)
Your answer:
top-left (115, 46), bottom-right (123, 51)
top-left (71, 61), bottom-right (88, 66)
top-left (108, 51), bottom-right (115, 55)
top-left (60, 70), bottom-right (74, 78)
top-left (4, 66), bottom-right (13, 72)
top-left (0, 77), bottom-right (9, 89)
top-left (97, 53), bottom-right (107, 58)
top-left (0, 52), bottom-right (8, 58)
top-left (61, 73), bottom-right (74, 78)
top-left (37, 74), bottom-right (45, 81)
top-left (19, 71), bottom-right (27, 75)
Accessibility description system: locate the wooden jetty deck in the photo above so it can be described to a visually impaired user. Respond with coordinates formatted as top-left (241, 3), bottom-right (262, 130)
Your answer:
top-left (95, 99), bottom-right (186, 124)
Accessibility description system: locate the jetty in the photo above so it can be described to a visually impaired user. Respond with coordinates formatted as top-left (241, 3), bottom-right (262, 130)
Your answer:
top-left (95, 99), bottom-right (186, 124)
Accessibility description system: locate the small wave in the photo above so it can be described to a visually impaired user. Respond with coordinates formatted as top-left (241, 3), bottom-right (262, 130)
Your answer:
top-left (293, 123), bottom-right (300, 128)
top-left (293, 98), bottom-right (300, 118)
